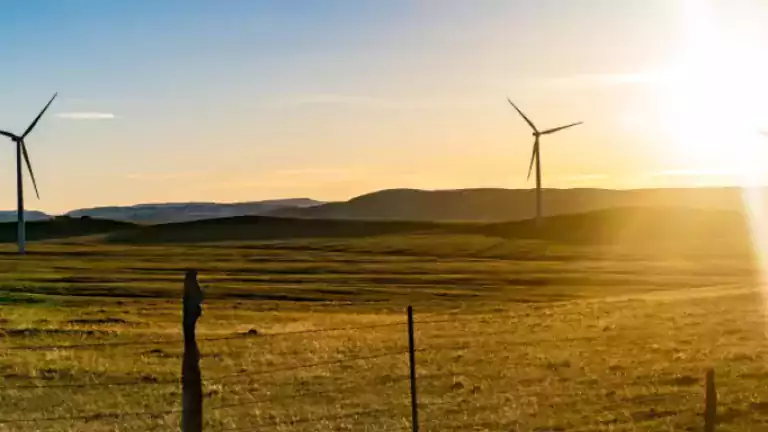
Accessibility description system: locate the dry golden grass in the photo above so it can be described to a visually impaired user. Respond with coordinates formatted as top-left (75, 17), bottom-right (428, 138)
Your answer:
top-left (0, 236), bottom-right (767, 431)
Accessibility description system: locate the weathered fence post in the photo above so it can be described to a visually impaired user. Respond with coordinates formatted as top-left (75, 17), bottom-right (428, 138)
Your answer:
top-left (182, 270), bottom-right (204, 432)
top-left (704, 368), bottom-right (717, 432)
top-left (407, 305), bottom-right (419, 432)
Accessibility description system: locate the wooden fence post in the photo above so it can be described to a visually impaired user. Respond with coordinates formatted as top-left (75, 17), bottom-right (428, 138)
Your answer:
top-left (182, 270), bottom-right (204, 432)
top-left (704, 368), bottom-right (716, 432)
top-left (407, 305), bottom-right (420, 432)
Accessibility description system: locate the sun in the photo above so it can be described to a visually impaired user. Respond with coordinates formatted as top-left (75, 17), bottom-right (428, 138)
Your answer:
top-left (657, 0), bottom-right (768, 183)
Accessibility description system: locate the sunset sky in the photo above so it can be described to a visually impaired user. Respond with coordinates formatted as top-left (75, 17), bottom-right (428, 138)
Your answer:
top-left (1, 0), bottom-right (767, 212)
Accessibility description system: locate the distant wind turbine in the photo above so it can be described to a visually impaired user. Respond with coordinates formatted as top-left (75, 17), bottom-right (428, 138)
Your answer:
top-left (507, 98), bottom-right (582, 225)
top-left (0, 93), bottom-right (57, 254)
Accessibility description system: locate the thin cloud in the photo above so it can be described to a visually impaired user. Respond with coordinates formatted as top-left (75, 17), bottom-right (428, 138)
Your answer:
top-left (561, 174), bottom-right (608, 181)
top-left (55, 112), bottom-right (116, 120)
top-left (278, 94), bottom-right (382, 107)
top-left (642, 168), bottom-right (765, 188)
top-left (553, 173), bottom-right (609, 187)
top-left (125, 171), bottom-right (208, 181)
top-left (274, 93), bottom-right (490, 110)
top-left (204, 167), bottom-right (364, 190)
top-left (651, 168), bottom-right (733, 177)
top-left (266, 167), bottom-right (359, 177)
top-left (542, 70), bottom-right (668, 89)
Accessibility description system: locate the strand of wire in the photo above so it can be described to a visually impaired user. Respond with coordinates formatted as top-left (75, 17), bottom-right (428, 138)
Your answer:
top-left (207, 372), bottom-right (461, 412)
top-left (1, 315), bottom-right (512, 352)
top-left (0, 346), bottom-right (418, 390)
top-left (0, 405), bottom-right (181, 425)
top-left (0, 371), bottom-right (461, 426)
top-left (0, 382), bottom-right (696, 427)
top-left (7, 334), bottom-right (604, 391)
top-left (0, 375), bottom-right (409, 425)
top-left (1, 321), bottom-right (407, 351)
top-left (226, 400), bottom-right (452, 431)
top-left (216, 406), bottom-right (403, 431)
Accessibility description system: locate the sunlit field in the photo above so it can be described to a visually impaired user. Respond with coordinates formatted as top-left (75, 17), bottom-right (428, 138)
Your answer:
top-left (0, 234), bottom-right (767, 431)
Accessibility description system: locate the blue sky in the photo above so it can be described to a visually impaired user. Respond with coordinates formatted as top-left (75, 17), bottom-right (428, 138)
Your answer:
top-left (0, 0), bottom-right (766, 212)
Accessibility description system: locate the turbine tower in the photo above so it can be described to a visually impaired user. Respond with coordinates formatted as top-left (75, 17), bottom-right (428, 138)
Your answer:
top-left (507, 98), bottom-right (582, 225)
top-left (0, 93), bottom-right (57, 254)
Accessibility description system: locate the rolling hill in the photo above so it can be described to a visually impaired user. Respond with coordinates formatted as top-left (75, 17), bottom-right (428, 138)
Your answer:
top-left (268, 187), bottom-right (748, 222)
top-left (65, 198), bottom-right (322, 223)
top-left (0, 210), bottom-right (52, 222)
top-left (102, 205), bottom-right (755, 254)
top-left (0, 216), bottom-right (135, 243)
top-left (0, 188), bottom-right (759, 249)
top-left (0, 187), bottom-right (755, 225)
top-left (479, 206), bottom-right (752, 246)
top-left (103, 215), bottom-right (449, 244)
top-left (0, 202), bottom-right (753, 257)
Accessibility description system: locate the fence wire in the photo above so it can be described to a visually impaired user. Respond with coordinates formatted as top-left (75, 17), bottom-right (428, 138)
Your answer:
top-left (0, 310), bottom-right (711, 431)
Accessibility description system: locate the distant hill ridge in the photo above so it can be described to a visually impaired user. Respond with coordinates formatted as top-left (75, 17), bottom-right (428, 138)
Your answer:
top-left (0, 210), bottom-right (51, 222)
top-left (0, 187), bottom-right (758, 224)
top-left (268, 187), bottom-right (749, 221)
top-left (64, 198), bottom-right (322, 223)
top-left (0, 203), bottom-right (754, 251)
top-left (103, 205), bottom-right (753, 250)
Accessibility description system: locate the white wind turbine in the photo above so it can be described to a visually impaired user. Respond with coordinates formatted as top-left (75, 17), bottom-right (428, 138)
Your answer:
top-left (507, 98), bottom-right (582, 225)
top-left (0, 93), bottom-right (57, 254)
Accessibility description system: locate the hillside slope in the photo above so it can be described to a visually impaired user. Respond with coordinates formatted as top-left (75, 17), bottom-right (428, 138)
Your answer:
top-left (268, 187), bottom-right (747, 222)
top-left (67, 198), bottom-right (322, 223)
top-left (0, 216), bottom-right (135, 243)
top-left (479, 206), bottom-right (751, 246)
top-left (0, 210), bottom-right (52, 222)
top-left (104, 215), bottom-right (453, 243)
top-left (105, 206), bottom-right (755, 255)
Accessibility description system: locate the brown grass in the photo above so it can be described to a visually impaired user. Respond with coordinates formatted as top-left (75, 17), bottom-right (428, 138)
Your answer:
top-left (0, 236), bottom-right (767, 431)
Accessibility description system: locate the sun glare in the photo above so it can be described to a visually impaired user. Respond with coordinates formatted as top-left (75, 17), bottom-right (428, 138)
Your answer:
top-left (658, 0), bottom-right (768, 183)
top-left (661, 0), bottom-right (768, 332)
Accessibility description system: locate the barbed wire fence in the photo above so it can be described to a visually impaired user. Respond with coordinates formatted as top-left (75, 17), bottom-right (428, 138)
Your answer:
top-left (0, 271), bottom-right (718, 432)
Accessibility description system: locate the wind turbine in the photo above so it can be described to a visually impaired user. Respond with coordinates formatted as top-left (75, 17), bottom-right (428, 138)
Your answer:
top-left (0, 93), bottom-right (57, 254)
top-left (507, 98), bottom-right (582, 225)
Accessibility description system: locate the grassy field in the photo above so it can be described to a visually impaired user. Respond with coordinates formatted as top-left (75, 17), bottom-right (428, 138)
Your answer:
top-left (1, 233), bottom-right (767, 431)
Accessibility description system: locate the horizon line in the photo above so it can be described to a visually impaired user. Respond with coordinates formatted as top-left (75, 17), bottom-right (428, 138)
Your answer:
top-left (12, 184), bottom-right (768, 215)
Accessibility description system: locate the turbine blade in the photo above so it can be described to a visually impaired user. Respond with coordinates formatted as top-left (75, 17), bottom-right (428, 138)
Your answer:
top-left (0, 130), bottom-right (18, 140)
top-left (540, 121), bottom-right (583, 135)
top-left (526, 140), bottom-right (538, 181)
top-left (507, 98), bottom-right (538, 132)
top-left (22, 93), bottom-right (58, 139)
top-left (20, 141), bottom-right (40, 199)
